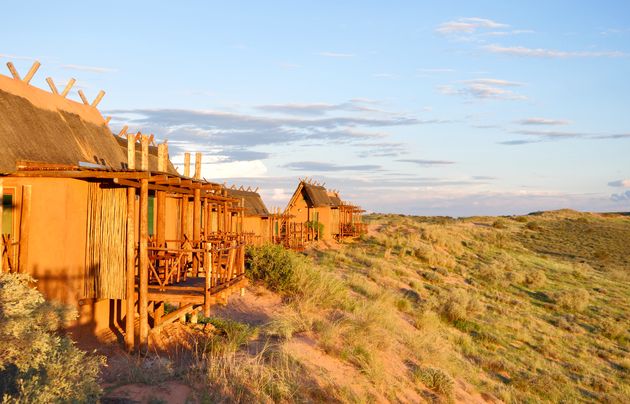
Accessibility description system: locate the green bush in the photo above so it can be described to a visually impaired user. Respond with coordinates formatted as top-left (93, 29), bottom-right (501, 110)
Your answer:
top-left (0, 273), bottom-right (104, 403)
top-left (246, 244), bottom-right (305, 293)
top-left (305, 221), bottom-right (325, 238)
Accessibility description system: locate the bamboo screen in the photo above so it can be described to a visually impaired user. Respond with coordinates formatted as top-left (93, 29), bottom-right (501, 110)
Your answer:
top-left (85, 183), bottom-right (127, 299)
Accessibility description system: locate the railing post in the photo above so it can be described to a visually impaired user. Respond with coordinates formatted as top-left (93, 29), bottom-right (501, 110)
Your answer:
top-left (138, 135), bottom-right (150, 353)
top-left (125, 187), bottom-right (136, 352)
top-left (203, 242), bottom-right (212, 317)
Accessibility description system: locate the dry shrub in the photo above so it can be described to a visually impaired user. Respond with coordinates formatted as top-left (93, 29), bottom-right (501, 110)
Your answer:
top-left (477, 262), bottom-right (505, 285)
top-left (413, 366), bottom-right (454, 397)
top-left (526, 221), bottom-right (542, 231)
top-left (492, 219), bottom-right (508, 229)
top-left (413, 243), bottom-right (457, 270)
top-left (441, 289), bottom-right (482, 323)
top-left (554, 289), bottom-right (590, 312)
top-left (600, 318), bottom-right (627, 342)
top-left (572, 262), bottom-right (592, 277)
top-left (0, 273), bottom-right (104, 403)
top-left (419, 225), bottom-right (465, 256)
top-left (506, 271), bottom-right (525, 285)
top-left (525, 270), bottom-right (547, 288)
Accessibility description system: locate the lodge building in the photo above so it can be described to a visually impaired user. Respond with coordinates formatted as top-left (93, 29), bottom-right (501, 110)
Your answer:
top-left (0, 60), bottom-right (365, 351)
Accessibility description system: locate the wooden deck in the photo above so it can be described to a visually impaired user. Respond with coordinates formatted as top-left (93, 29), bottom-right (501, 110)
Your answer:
top-left (146, 274), bottom-right (247, 305)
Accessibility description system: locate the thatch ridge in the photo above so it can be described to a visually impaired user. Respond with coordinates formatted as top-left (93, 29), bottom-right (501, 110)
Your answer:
top-left (302, 183), bottom-right (332, 208)
top-left (226, 188), bottom-right (270, 217)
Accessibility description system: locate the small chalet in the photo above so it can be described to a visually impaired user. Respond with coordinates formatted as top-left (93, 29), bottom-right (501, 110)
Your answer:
top-left (283, 179), bottom-right (366, 245)
top-left (226, 186), bottom-right (271, 245)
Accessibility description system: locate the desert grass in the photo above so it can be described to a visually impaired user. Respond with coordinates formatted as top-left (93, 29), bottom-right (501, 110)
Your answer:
top-left (105, 210), bottom-right (630, 403)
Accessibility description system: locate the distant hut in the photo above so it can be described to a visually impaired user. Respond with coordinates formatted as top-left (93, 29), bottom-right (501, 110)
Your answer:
top-left (0, 62), bottom-right (247, 352)
top-left (282, 179), bottom-right (367, 245)
top-left (226, 187), bottom-right (271, 245)
top-left (284, 180), bottom-right (335, 241)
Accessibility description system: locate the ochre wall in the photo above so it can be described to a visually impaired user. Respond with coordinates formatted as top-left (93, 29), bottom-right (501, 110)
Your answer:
top-left (285, 191), bottom-right (334, 240)
top-left (286, 192), bottom-right (310, 223)
top-left (2, 177), bottom-right (125, 338)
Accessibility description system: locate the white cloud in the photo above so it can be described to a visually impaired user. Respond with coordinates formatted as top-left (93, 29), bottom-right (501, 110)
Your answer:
top-left (61, 64), bottom-right (118, 73)
top-left (464, 78), bottom-right (522, 87)
top-left (199, 160), bottom-right (268, 179)
top-left (0, 53), bottom-right (37, 61)
top-left (517, 117), bottom-right (571, 126)
top-left (317, 51), bottom-right (355, 58)
top-left (484, 44), bottom-right (626, 58)
top-left (372, 73), bottom-right (397, 78)
top-left (608, 179), bottom-right (630, 188)
top-left (436, 17), bottom-right (508, 35)
top-left (417, 68), bottom-right (455, 74)
top-left (439, 78), bottom-right (527, 101)
top-left (269, 188), bottom-right (291, 201)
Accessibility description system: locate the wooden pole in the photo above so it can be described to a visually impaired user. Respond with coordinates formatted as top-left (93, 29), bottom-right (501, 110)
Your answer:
top-left (127, 133), bottom-right (136, 170)
top-left (157, 144), bottom-right (166, 172)
top-left (192, 188), bottom-right (201, 276)
top-left (223, 202), bottom-right (229, 234)
top-left (6, 62), bottom-right (20, 80)
top-left (138, 136), bottom-right (150, 352)
top-left (192, 152), bottom-right (202, 275)
top-left (184, 153), bottom-right (190, 177)
top-left (78, 90), bottom-right (89, 105)
top-left (23, 61), bottom-right (40, 84)
top-left (203, 242), bottom-right (212, 317)
top-left (60, 78), bottom-right (76, 98)
top-left (18, 186), bottom-right (31, 273)
top-left (194, 152), bottom-right (202, 179)
top-left (125, 187), bottom-right (136, 352)
top-left (180, 195), bottom-right (188, 241)
top-left (156, 144), bottom-right (166, 248)
top-left (91, 90), bottom-right (105, 108)
top-left (46, 77), bottom-right (59, 94)
top-left (139, 178), bottom-right (149, 352)
top-left (141, 135), bottom-right (149, 171)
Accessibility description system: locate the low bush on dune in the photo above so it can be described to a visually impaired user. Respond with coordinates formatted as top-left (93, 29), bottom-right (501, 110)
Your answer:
top-left (553, 288), bottom-right (591, 312)
top-left (412, 366), bottom-right (455, 398)
top-left (246, 244), bottom-right (346, 308)
top-left (0, 273), bottom-right (104, 403)
top-left (245, 244), bottom-right (304, 293)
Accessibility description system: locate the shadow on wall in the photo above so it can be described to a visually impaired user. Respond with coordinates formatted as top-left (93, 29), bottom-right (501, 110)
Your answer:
top-left (29, 264), bottom-right (127, 349)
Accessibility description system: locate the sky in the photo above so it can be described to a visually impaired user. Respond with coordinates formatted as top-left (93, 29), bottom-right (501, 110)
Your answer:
top-left (1, 1), bottom-right (629, 216)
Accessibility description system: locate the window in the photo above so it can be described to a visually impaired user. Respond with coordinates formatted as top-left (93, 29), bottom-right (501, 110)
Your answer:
top-left (2, 194), bottom-right (12, 237)
top-left (314, 211), bottom-right (319, 224)
top-left (148, 195), bottom-right (155, 236)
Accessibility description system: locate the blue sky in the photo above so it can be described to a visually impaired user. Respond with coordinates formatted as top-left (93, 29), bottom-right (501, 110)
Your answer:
top-left (2, 1), bottom-right (629, 215)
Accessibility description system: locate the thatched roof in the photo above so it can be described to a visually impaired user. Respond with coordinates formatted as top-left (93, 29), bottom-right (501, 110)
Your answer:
top-left (327, 191), bottom-right (342, 207)
top-left (0, 74), bottom-right (131, 174)
top-left (302, 183), bottom-right (333, 208)
top-left (226, 189), bottom-right (270, 217)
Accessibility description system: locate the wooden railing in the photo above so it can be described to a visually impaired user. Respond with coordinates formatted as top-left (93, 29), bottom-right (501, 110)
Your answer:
top-left (147, 234), bottom-right (246, 291)
top-left (338, 222), bottom-right (368, 239)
